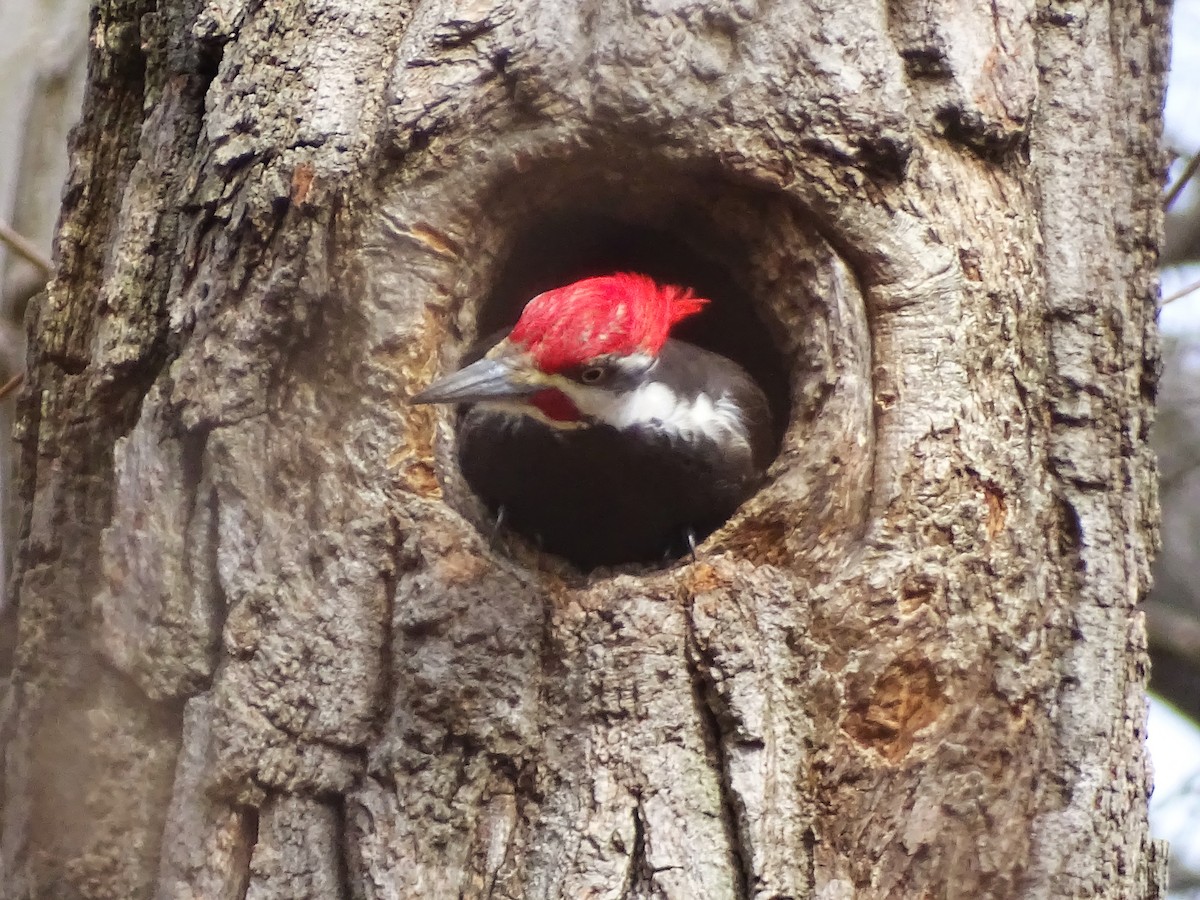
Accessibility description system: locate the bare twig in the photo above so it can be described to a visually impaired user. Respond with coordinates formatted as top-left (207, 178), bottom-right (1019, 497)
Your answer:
top-left (1166, 152), bottom-right (1200, 210)
top-left (1162, 277), bottom-right (1200, 307)
top-left (0, 373), bottom-right (22, 401)
top-left (0, 221), bottom-right (53, 278)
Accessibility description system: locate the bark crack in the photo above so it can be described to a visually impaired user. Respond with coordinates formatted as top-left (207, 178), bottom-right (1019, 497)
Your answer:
top-left (235, 803), bottom-right (259, 900)
top-left (685, 627), bottom-right (751, 900)
top-left (370, 515), bottom-right (406, 744)
top-left (185, 426), bottom-right (224, 693)
top-left (330, 793), bottom-right (353, 900)
top-left (628, 798), bottom-right (651, 896)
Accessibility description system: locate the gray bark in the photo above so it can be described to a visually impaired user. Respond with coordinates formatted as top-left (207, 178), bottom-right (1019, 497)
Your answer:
top-left (0, 0), bottom-right (1168, 898)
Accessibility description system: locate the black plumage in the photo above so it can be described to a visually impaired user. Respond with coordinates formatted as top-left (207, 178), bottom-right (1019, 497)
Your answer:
top-left (455, 339), bottom-right (772, 569)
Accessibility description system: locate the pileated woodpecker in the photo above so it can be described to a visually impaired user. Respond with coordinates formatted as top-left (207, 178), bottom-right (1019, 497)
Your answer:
top-left (411, 273), bottom-right (773, 569)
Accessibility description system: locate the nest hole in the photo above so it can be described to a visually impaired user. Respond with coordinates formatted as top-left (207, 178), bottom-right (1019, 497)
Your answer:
top-left (435, 194), bottom-right (801, 573)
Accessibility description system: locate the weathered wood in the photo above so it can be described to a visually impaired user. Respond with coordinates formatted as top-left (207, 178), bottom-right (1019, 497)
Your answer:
top-left (0, 0), bottom-right (1168, 898)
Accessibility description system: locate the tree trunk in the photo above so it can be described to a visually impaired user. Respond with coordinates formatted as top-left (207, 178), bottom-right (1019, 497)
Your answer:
top-left (0, 0), bottom-right (1169, 898)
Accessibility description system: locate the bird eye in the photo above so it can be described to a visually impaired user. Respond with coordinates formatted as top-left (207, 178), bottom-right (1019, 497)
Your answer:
top-left (580, 366), bottom-right (606, 384)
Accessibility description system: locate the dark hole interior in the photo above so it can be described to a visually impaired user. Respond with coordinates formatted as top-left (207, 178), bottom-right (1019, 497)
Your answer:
top-left (478, 212), bottom-right (791, 433)
top-left (458, 209), bottom-right (792, 572)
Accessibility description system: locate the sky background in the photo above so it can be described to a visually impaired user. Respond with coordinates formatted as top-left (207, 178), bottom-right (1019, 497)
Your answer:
top-left (1162, 0), bottom-right (1200, 337)
top-left (1149, 0), bottom-right (1200, 885)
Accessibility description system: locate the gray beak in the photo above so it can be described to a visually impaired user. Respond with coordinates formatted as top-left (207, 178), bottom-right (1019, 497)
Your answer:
top-left (410, 356), bottom-right (539, 405)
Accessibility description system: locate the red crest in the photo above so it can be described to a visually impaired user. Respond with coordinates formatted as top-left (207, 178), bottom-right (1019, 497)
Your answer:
top-left (509, 273), bottom-right (708, 373)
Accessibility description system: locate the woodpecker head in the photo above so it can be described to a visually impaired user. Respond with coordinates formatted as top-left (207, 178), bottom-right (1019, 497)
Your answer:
top-left (411, 273), bottom-right (715, 431)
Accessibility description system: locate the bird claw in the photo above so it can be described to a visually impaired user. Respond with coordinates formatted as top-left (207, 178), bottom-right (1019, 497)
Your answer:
top-left (489, 506), bottom-right (507, 548)
top-left (662, 528), bottom-right (699, 564)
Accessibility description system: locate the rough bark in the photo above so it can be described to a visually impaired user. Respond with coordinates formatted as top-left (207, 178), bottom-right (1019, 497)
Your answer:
top-left (0, 1), bottom-right (1168, 898)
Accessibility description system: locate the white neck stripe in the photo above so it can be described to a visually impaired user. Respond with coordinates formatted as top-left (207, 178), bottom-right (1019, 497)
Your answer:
top-left (572, 381), bottom-right (750, 450)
